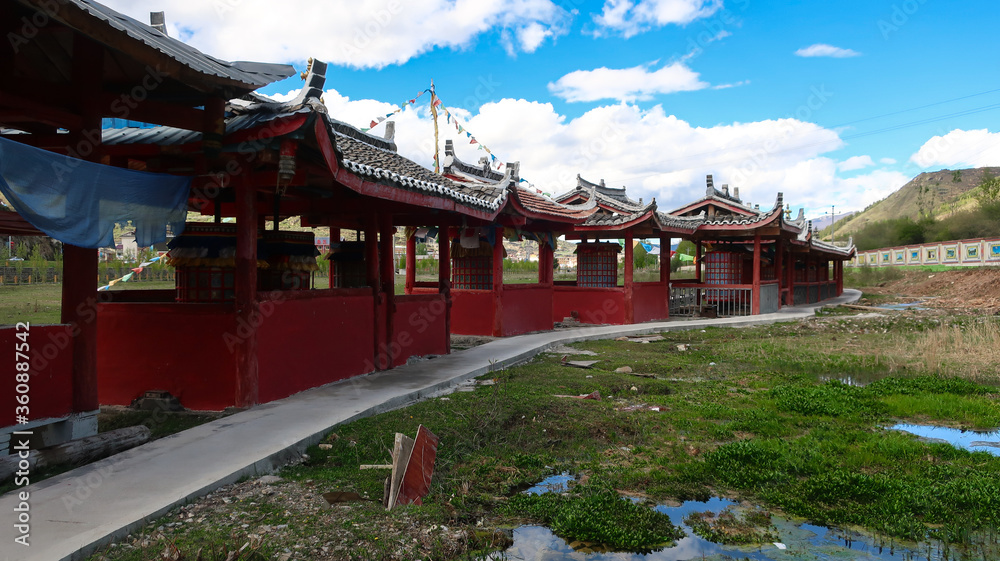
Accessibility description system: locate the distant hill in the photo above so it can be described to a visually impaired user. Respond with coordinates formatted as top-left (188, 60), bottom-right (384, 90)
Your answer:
top-left (812, 211), bottom-right (856, 232)
top-left (824, 167), bottom-right (1000, 239)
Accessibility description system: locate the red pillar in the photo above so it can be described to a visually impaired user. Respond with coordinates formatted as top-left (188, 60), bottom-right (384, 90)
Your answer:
top-left (660, 235), bottom-right (671, 318)
top-left (751, 233), bottom-right (762, 315)
top-left (775, 238), bottom-right (784, 310)
top-left (63, 246), bottom-right (98, 412)
top-left (64, 34), bottom-right (103, 414)
top-left (624, 230), bottom-right (634, 324)
top-left (695, 240), bottom-right (702, 283)
top-left (539, 239), bottom-right (554, 286)
top-left (786, 251), bottom-right (795, 306)
top-left (364, 217), bottom-right (383, 369)
top-left (234, 179), bottom-right (259, 407)
top-left (836, 260), bottom-right (844, 295)
top-left (327, 227), bottom-right (340, 289)
top-left (379, 215), bottom-right (395, 365)
top-left (405, 231), bottom-right (416, 295)
top-left (438, 226), bottom-right (451, 353)
top-left (492, 230), bottom-right (505, 336)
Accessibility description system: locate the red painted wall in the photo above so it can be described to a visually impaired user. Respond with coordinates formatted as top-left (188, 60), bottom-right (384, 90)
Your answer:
top-left (391, 294), bottom-right (449, 367)
top-left (2, 325), bottom-right (75, 427)
top-left (450, 289), bottom-right (495, 336)
top-left (552, 286), bottom-right (626, 325)
top-left (501, 285), bottom-right (553, 336)
top-left (98, 303), bottom-right (238, 411)
top-left (257, 290), bottom-right (375, 403)
top-left (632, 282), bottom-right (668, 323)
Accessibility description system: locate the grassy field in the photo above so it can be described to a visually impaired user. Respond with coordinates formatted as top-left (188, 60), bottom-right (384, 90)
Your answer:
top-left (86, 306), bottom-right (1000, 561)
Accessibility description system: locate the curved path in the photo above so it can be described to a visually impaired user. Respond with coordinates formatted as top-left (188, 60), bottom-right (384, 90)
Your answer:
top-left (0, 290), bottom-right (860, 561)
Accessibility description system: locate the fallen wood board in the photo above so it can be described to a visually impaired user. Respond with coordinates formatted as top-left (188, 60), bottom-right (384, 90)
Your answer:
top-left (562, 360), bottom-right (599, 369)
top-left (553, 391), bottom-right (602, 401)
top-left (628, 372), bottom-right (657, 378)
top-left (386, 432), bottom-right (414, 509)
top-left (393, 425), bottom-right (440, 508)
top-left (360, 464), bottom-right (392, 470)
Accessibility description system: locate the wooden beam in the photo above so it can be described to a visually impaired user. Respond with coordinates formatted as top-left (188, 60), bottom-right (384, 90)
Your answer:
top-left (405, 232), bottom-right (416, 295)
top-left (492, 231), bottom-right (504, 337)
top-left (752, 233), bottom-right (761, 315)
top-left (438, 226), bottom-right (451, 354)
top-left (624, 230), bottom-right (634, 324)
top-left (234, 177), bottom-right (260, 407)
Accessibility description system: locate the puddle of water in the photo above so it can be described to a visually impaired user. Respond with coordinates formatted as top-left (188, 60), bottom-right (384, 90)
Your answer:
top-left (524, 473), bottom-right (576, 495)
top-left (493, 487), bottom-right (952, 560)
top-left (876, 302), bottom-right (927, 311)
top-left (890, 423), bottom-right (1000, 456)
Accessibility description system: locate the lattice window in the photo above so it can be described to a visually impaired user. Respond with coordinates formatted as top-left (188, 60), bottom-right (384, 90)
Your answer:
top-left (452, 256), bottom-right (493, 289)
top-left (577, 244), bottom-right (619, 288)
top-left (175, 267), bottom-right (235, 303)
top-left (703, 251), bottom-right (742, 285)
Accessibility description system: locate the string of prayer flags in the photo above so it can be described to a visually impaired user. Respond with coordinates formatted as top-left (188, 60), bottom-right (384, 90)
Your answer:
top-left (98, 255), bottom-right (164, 291)
top-left (436, 100), bottom-right (506, 170)
top-left (361, 89), bottom-right (430, 132)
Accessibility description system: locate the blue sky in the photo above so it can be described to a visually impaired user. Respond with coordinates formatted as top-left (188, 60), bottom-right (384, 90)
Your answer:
top-left (105, 0), bottom-right (1000, 219)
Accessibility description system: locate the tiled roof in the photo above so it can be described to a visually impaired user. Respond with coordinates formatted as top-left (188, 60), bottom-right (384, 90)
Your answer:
top-left (104, 61), bottom-right (507, 212)
top-left (655, 212), bottom-right (705, 233)
top-left (42, 0), bottom-right (294, 90)
top-left (698, 193), bottom-right (783, 227)
top-left (442, 140), bottom-right (506, 183)
top-left (511, 186), bottom-right (597, 221)
top-left (556, 175), bottom-right (647, 213)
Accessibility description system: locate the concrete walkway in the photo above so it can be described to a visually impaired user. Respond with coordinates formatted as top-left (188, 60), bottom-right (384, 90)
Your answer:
top-left (0, 290), bottom-right (860, 561)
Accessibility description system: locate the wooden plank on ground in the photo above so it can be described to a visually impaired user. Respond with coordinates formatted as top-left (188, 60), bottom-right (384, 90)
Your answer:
top-left (393, 425), bottom-right (440, 507)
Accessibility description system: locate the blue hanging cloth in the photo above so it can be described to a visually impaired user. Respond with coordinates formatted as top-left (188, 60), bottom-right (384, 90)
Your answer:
top-left (0, 136), bottom-right (191, 248)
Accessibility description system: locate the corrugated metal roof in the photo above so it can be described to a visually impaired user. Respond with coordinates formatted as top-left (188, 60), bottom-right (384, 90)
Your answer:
top-left (47, 0), bottom-right (294, 88)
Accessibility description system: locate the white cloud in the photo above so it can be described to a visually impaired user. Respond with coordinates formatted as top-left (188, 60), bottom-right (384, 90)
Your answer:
top-left (910, 129), bottom-right (1000, 168)
top-left (100, 0), bottom-right (571, 68)
top-left (880, 157), bottom-right (897, 165)
top-left (279, 85), bottom-right (908, 214)
top-left (838, 155), bottom-right (874, 172)
top-left (794, 44), bottom-right (861, 58)
top-left (548, 62), bottom-right (720, 102)
top-left (593, 0), bottom-right (724, 38)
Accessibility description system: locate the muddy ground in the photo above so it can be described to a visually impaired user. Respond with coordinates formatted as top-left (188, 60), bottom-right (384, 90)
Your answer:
top-left (859, 268), bottom-right (1000, 313)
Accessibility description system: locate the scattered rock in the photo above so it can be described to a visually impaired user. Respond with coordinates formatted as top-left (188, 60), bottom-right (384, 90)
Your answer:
top-left (615, 366), bottom-right (633, 373)
top-left (676, 344), bottom-right (689, 351)
top-left (258, 475), bottom-right (283, 485)
top-left (318, 444), bottom-right (333, 450)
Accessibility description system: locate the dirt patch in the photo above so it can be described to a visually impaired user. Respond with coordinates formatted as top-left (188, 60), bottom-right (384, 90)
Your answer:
top-left (858, 268), bottom-right (1000, 313)
top-left (93, 475), bottom-right (481, 560)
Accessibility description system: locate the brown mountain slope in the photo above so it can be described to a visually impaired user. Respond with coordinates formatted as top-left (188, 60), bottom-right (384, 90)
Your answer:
top-left (829, 167), bottom-right (1000, 237)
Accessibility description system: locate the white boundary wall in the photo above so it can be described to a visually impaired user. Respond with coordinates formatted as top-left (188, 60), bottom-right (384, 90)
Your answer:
top-left (849, 237), bottom-right (1000, 267)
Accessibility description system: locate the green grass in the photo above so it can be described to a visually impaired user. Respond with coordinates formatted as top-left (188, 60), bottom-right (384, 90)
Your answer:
top-left (86, 310), bottom-right (1000, 560)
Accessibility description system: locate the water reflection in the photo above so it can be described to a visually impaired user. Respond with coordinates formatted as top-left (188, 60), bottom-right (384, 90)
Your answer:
top-left (493, 496), bottom-right (948, 560)
top-left (890, 423), bottom-right (1000, 455)
top-left (524, 473), bottom-right (576, 495)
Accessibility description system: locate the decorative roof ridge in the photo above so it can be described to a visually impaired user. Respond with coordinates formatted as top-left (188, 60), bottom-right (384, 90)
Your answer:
top-left (442, 139), bottom-right (506, 182)
top-left (47, 0), bottom-right (295, 90)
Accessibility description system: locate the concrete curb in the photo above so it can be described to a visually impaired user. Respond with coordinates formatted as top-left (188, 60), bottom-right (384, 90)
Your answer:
top-left (0, 290), bottom-right (860, 561)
